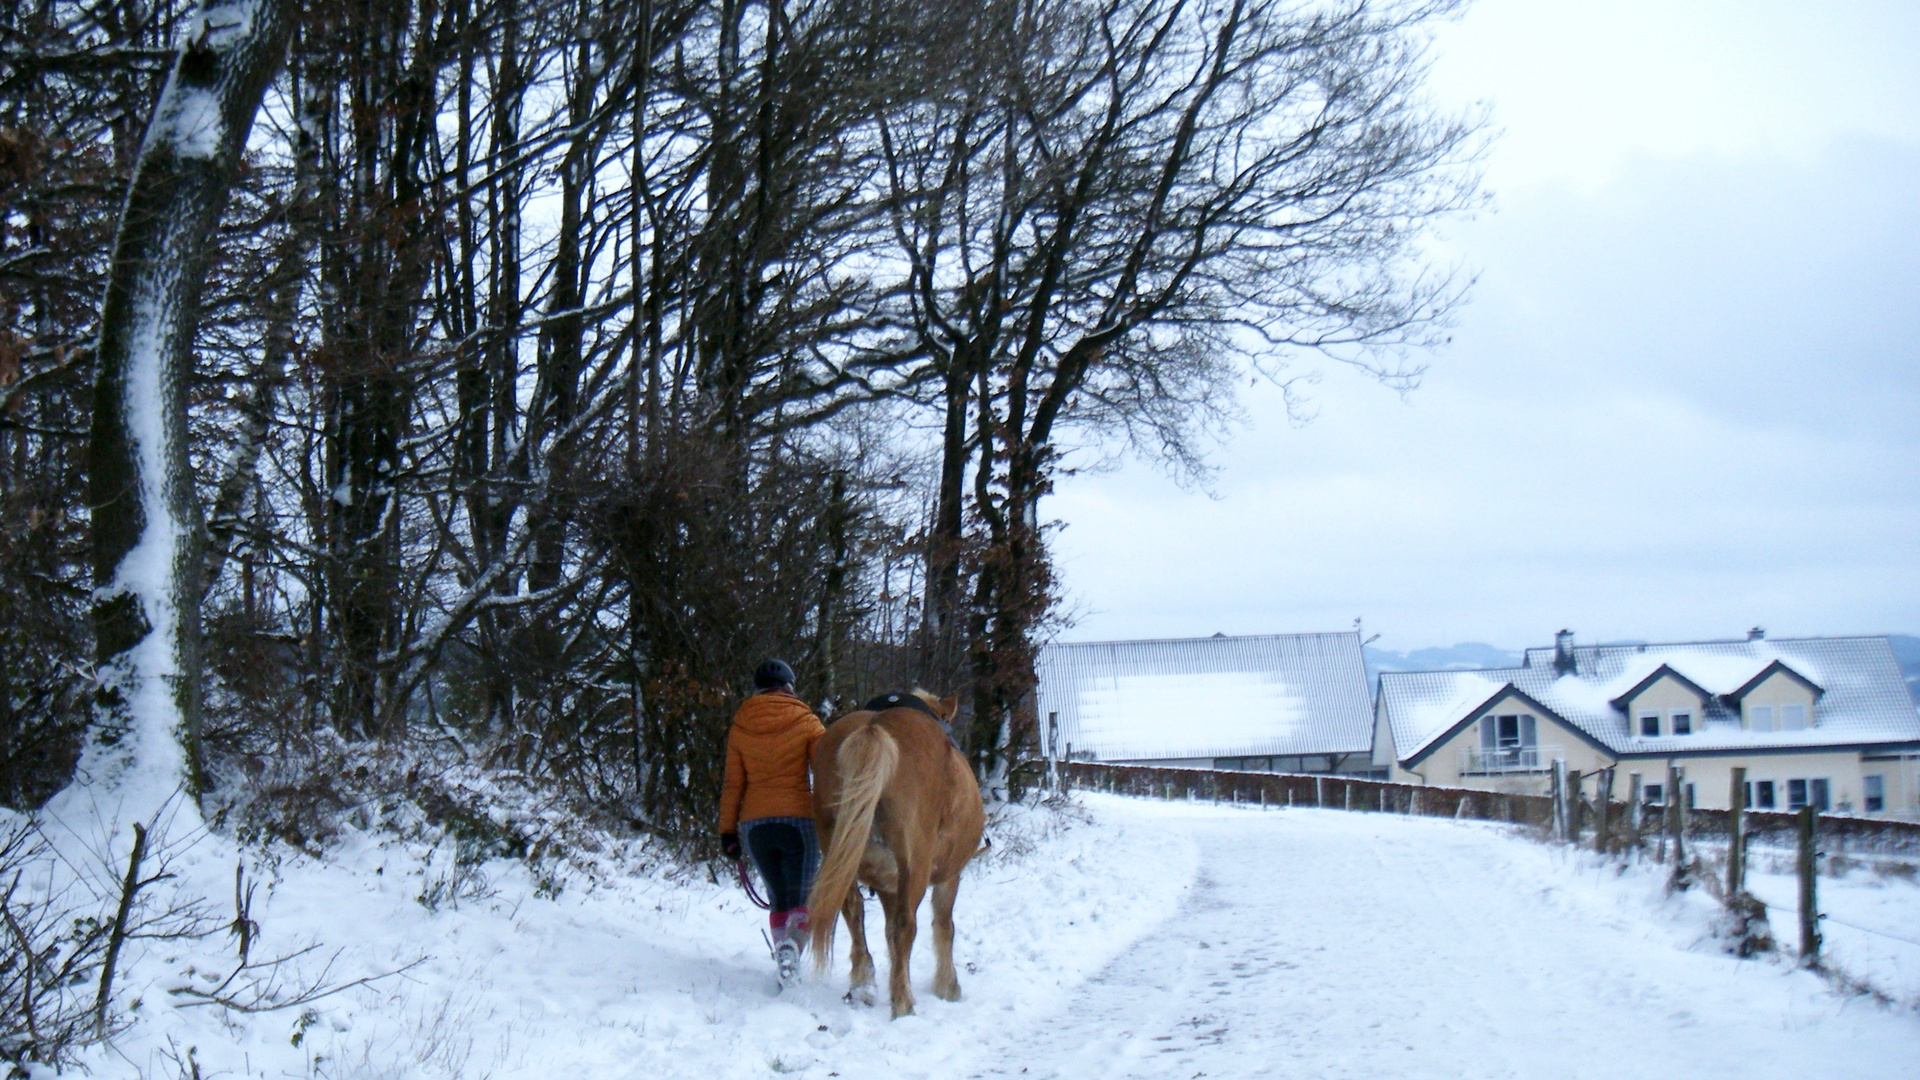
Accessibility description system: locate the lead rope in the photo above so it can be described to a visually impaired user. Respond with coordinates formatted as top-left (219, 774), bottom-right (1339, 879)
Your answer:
top-left (736, 857), bottom-right (772, 910)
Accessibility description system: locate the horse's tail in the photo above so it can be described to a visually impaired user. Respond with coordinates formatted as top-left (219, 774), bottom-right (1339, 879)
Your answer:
top-left (809, 721), bottom-right (898, 970)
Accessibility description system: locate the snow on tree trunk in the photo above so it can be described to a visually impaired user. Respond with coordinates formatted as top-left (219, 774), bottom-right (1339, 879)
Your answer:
top-left (60, 0), bottom-right (294, 829)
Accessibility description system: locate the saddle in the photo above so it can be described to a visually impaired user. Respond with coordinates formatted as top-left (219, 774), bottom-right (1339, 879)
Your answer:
top-left (862, 692), bottom-right (961, 750)
top-left (862, 692), bottom-right (940, 719)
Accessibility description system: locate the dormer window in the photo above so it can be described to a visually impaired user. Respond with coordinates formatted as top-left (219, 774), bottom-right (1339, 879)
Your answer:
top-left (1728, 661), bottom-right (1823, 733)
top-left (1611, 665), bottom-right (1713, 740)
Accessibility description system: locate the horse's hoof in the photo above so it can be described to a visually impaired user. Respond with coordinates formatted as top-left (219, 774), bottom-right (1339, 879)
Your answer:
top-left (933, 982), bottom-right (961, 1002)
top-left (844, 986), bottom-right (877, 1007)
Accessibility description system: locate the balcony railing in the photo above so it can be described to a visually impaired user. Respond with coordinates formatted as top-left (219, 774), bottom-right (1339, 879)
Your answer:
top-left (1460, 745), bottom-right (1561, 775)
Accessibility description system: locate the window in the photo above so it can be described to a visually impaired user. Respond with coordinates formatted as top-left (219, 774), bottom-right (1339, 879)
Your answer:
top-left (1780, 704), bottom-right (1807, 730)
top-left (1749, 705), bottom-right (1774, 732)
top-left (1751, 780), bottom-right (1775, 810)
top-left (1642, 783), bottom-right (1664, 807)
top-left (1787, 778), bottom-right (1832, 812)
top-left (1640, 712), bottom-right (1660, 737)
top-left (1685, 782), bottom-right (1696, 809)
top-left (1671, 711), bottom-right (1692, 735)
top-left (1478, 714), bottom-right (1538, 767)
top-left (1864, 775), bottom-right (1885, 813)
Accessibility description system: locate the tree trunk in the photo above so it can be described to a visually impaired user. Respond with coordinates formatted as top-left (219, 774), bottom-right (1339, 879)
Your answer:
top-left (80, 0), bottom-right (295, 815)
top-left (920, 354), bottom-right (972, 681)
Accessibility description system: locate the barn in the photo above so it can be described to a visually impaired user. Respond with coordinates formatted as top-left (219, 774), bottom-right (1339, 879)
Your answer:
top-left (1035, 631), bottom-right (1378, 775)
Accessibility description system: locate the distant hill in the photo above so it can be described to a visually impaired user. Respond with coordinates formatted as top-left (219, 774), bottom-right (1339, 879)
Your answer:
top-left (1891, 634), bottom-right (1920, 703)
top-left (1368, 635), bottom-right (1920, 705)
top-left (1364, 642), bottom-right (1522, 682)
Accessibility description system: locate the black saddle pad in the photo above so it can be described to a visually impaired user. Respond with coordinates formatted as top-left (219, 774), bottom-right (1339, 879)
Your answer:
top-left (863, 692), bottom-right (939, 719)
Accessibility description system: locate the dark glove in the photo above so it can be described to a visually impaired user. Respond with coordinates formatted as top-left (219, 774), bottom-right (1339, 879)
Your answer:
top-left (721, 832), bottom-right (741, 860)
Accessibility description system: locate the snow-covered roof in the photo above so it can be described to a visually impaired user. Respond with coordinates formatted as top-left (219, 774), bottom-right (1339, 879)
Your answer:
top-left (1036, 632), bottom-right (1373, 761)
top-left (1379, 636), bottom-right (1920, 765)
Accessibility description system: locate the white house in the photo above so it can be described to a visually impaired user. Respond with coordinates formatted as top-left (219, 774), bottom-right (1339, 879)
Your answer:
top-left (1036, 631), bottom-right (1376, 774)
top-left (1373, 632), bottom-right (1920, 819)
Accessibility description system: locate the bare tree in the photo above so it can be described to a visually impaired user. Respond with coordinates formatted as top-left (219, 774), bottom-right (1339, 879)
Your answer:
top-left (10, 0), bottom-right (1478, 845)
top-left (0, 2), bottom-right (187, 809)
top-left (83, 0), bottom-right (296, 811)
top-left (883, 0), bottom-right (1480, 786)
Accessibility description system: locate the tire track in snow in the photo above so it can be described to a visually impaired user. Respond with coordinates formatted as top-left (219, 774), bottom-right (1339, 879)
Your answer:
top-left (962, 801), bottom-right (1917, 1080)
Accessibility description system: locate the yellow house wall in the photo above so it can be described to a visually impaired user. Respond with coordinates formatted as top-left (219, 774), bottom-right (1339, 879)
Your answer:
top-left (1396, 694), bottom-right (1614, 796)
top-left (1630, 750), bottom-right (1867, 812)
top-left (1739, 671), bottom-right (1819, 729)
top-left (1372, 699), bottom-right (1395, 770)
top-left (1860, 754), bottom-right (1920, 819)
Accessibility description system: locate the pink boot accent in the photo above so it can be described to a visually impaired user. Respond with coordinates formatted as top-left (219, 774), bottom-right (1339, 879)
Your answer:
top-left (769, 909), bottom-right (789, 938)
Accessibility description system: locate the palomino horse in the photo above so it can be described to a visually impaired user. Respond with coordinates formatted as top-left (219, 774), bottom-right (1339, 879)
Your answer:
top-left (807, 690), bottom-right (986, 1017)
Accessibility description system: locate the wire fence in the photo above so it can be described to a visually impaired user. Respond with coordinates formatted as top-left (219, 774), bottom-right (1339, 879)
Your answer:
top-left (1060, 761), bottom-right (1554, 828)
top-left (1059, 761), bottom-right (1920, 857)
top-left (1061, 760), bottom-right (1920, 964)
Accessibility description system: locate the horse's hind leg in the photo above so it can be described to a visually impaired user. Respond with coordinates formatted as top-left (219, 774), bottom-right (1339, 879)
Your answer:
top-left (880, 873), bottom-right (927, 1019)
top-left (842, 887), bottom-right (876, 1005)
top-left (930, 875), bottom-right (962, 1002)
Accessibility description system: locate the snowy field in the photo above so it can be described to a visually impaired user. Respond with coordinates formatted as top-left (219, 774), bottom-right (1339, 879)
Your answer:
top-left (41, 793), bottom-right (1920, 1079)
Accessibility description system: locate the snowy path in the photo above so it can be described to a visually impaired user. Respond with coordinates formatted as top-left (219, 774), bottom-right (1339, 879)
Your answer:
top-left (79, 794), bottom-right (1919, 1079)
top-left (966, 797), bottom-right (1916, 1080)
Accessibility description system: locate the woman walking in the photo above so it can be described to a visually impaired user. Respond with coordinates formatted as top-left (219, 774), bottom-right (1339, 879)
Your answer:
top-left (719, 659), bottom-right (827, 984)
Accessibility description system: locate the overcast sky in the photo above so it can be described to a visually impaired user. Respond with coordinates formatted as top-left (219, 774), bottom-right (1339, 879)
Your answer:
top-left (1046, 0), bottom-right (1920, 653)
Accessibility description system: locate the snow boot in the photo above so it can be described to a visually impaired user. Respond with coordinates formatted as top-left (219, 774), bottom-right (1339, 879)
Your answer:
top-left (770, 908), bottom-right (803, 987)
top-left (775, 936), bottom-right (801, 985)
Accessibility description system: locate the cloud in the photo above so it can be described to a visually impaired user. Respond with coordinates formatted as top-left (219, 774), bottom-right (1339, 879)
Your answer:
top-left (1049, 126), bottom-right (1920, 651)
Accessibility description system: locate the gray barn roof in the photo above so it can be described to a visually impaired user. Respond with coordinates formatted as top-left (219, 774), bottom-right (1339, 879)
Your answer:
top-left (1036, 631), bottom-right (1373, 761)
top-left (1379, 635), bottom-right (1920, 764)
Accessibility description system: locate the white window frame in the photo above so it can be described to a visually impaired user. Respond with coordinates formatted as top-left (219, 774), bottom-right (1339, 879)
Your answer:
top-left (1863, 774), bottom-right (1885, 813)
top-left (1638, 711), bottom-right (1661, 738)
top-left (1748, 704), bottom-right (1774, 732)
top-left (1780, 703), bottom-right (1808, 730)
top-left (1744, 779), bottom-right (1777, 810)
top-left (1670, 710), bottom-right (1693, 736)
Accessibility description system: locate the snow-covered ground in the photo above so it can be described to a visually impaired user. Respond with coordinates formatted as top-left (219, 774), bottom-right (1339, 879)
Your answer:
top-left (44, 794), bottom-right (1920, 1079)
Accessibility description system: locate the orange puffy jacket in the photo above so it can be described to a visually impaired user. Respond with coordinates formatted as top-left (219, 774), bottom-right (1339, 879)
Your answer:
top-left (718, 690), bottom-right (827, 833)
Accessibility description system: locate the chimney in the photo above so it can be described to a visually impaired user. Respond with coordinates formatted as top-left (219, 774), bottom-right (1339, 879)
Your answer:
top-left (1553, 629), bottom-right (1576, 676)
top-left (1747, 626), bottom-right (1765, 641)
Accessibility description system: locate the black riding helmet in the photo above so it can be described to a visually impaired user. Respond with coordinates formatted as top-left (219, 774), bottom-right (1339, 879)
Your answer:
top-left (753, 658), bottom-right (795, 690)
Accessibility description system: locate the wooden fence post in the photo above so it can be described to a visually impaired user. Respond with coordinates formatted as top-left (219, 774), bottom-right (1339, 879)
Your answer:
top-left (1678, 767), bottom-right (1692, 857)
top-left (1595, 767), bottom-right (1615, 854)
top-left (1797, 805), bottom-right (1820, 967)
top-left (1316, 776), bottom-right (1325, 808)
top-left (1549, 761), bottom-right (1566, 841)
top-left (1727, 767), bottom-right (1747, 896)
top-left (1665, 763), bottom-right (1684, 865)
top-left (1627, 772), bottom-right (1643, 850)
top-left (1344, 782), bottom-right (1352, 812)
top-left (1567, 768), bottom-right (1584, 843)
